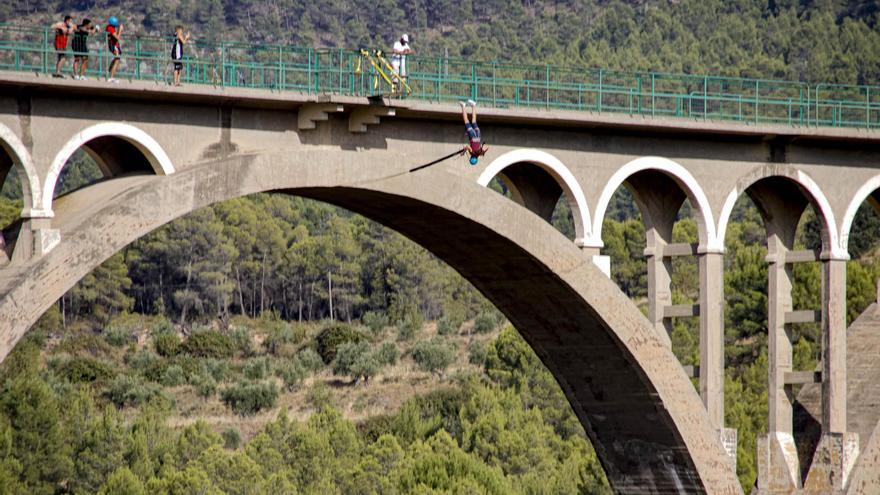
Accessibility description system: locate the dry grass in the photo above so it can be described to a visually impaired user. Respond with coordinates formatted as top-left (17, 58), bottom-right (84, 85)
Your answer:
top-left (162, 318), bottom-right (502, 443)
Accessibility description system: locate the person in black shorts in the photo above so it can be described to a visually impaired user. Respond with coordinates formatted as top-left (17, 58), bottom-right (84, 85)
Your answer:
top-left (72, 19), bottom-right (98, 80)
top-left (171, 25), bottom-right (191, 86)
top-left (50, 15), bottom-right (74, 77)
top-left (460, 99), bottom-right (488, 165)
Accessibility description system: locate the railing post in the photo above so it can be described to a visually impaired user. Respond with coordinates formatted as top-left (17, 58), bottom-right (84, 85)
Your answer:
top-left (135, 37), bottom-right (141, 80)
top-left (703, 75), bottom-right (708, 119)
top-left (637, 75), bottom-right (642, 114)
top-left (755, 80), bottom-right (760, 124)
top-left (492, 62), bottom-right (497, 107)
top-left (42, 28), bottom-right (48, 74)
top-left (471, 63), bottom-right (477, 101)
top-left (651, 73), bottom-right (656, 117)
top-left (307, 48), bottom-right (312, 95)
top-left (220, 42), bottom-right (226, 87)
top-left (598, 68), bottom-right (604, 112)
top-left (867, 87), bottom-right (871, 128)
top-left (545, 64), bottom-right (550, 108)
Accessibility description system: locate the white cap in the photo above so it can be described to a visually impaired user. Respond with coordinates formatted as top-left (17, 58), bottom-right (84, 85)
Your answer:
top-left (402, 34), bottom-right (409, 43)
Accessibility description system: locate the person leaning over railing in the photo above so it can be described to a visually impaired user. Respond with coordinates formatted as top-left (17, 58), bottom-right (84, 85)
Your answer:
top-left (72, 19), bottom-right (98, 81)
top-left (171, 25), bottom-right (191, 87)
top-left (105, 16), bottom-right (123, 83)
top-left (50, 15), bottom-right (74, 78)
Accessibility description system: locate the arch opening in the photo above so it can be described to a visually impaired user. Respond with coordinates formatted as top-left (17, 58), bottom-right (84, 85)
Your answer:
top-left (43, 123), bottom-right (175, 215)
top-left (719, 172), bottom-right (836, 488)
top-left (479, 149), bottom-right (591, 246)
top-left (597, 172), bottom-right (702, 370)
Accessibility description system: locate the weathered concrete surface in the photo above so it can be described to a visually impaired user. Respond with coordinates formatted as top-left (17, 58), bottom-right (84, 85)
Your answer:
top-left (794, 302), bottom-right (880, 493)
top-left (0, 150), bottom-right (740, 494)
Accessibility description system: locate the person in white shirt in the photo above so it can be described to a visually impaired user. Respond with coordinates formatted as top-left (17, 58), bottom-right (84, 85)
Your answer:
top-left (391, 34), bottom-right (412, 86)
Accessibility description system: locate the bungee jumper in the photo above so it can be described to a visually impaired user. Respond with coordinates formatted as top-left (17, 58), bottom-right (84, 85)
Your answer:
top-left (408, 99), bottom-right (490, 173)
top-left (460, 99), bottom-right (488, 165)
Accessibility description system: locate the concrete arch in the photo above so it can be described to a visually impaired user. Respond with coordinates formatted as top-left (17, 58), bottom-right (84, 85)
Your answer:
top-left (589, 156), bottom-right (719, 252)
top-left (42, 122), bottom-right (175, 213)
top-left (0, 123), bottom-right (45, 218)
top-left (717, 166), bottom-right (843, 259)
top-left (478, 149), bottom-right (592, 245)
top-left (840, 175), bottom-right (880, 255)
top-left (0, 151), bottom-right (741, 494)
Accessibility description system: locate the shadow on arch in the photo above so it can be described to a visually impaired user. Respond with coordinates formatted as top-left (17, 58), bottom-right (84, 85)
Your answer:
top-left (0, 151), bottom-right (741, 494)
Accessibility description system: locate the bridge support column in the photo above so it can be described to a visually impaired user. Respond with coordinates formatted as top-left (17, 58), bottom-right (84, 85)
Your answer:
top-left (821, 257), bottom-right (846, 434)
top-left (699, 250), bottom-right (725, 429)
top-left (758, 235), bottom-right (801, 491)
top-left (11, 217), bottom-right (59, 263)
top-left (645, 231), bottom-right (672, 347)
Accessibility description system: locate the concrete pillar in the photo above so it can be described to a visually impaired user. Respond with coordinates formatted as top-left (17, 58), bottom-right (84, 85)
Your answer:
top-left (821, 258), bottom-right (847, 434)
top-left (767, 235), bottom-right (793, 435)
top-left (645, 229), bottom-right (672, 347)
top-left (699, 250), bottom-right (725, 428)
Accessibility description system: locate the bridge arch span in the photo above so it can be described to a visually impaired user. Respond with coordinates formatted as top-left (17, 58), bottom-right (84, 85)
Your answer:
top-left (588, 156), bottom-right (718, 252)
top-left (42, 122), bottom-right (175, 214)
top-left (478, 149), bottom-right (591, 246)
top-left (0, 123), bottom-right (43, 218)
top-left (716, 165), bottom-right (841, 258)
top-left (0, 150), bottom-right (740, 494)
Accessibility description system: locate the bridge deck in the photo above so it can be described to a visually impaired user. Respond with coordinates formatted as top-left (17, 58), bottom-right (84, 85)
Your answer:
top-left (2, 70), bottom-right (879, 146)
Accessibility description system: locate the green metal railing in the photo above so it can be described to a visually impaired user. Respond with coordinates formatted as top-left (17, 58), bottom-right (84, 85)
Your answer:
top-left (1, 25), bottom-right (879, 129)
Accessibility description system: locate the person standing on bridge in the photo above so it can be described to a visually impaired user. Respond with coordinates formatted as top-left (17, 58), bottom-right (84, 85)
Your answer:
top-left (105, 16), bottom-right (123, 83)
top-left (171, 25), bottom-right (191, 87)
top-left (72, 19), bottom-right (98, 80)
top-left (50, 15), bottom-right (74, 78)
top-left (391, 34), bottom-right (412, 88)
top-left (460, 100), bottom-right (488, 165)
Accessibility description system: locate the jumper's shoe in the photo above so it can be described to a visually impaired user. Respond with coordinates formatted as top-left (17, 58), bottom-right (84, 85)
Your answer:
top-left (51, 73), bottom-right (63, 78)
top-left (467, 99), bottom-right (476, 106)
top-left (108, 78), bottom-right (119, 84)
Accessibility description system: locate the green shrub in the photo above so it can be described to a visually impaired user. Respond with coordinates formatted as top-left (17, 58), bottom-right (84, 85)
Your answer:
top-left (104, 327), bottom-right (132, 347)
top-left (160, 365), bottom-right (187, 387)
top-left (181, 330), bottom-right (234, 358)
top-left (468, 340), bottom-right (487, 365)
top-left (190, 372), bottom-right (217, 399)
top-left (315, 323), bottom-right (367, 364)
top-left (222, 428), bottom-right (241, 450)
top-left (296, 348), bottom-right (324, 373)
top-left (200, 358), bottom-right (231, 382)
top-left (263, 322), bottom-right (306, 357)
top-left (153, 332), bottom-right (181, 357)
top-left (396, 311), bottom-right (424, 342)
top-left (105, 374), bottom-right (165, 408)
top-left (56, 356), bottom-right (116, 383)
top-left (333, 341), bottom-right (368, 375)
top-left (437, 315), bottom-right (463, 336)
top-left (275, 360), bottom-right (308, 390)
top-left (473, 311), bottom-right (502, 334)
top-left (243, 357), bottom-right (272, 380)
top-left (220, 381), bottom-right (279, 416)
top-left (57, 333), bottom-right (114, 357)
top-left (229, 328), bottom-right (254, 357)
top-left (412, 337), bottom-right (456, 375)
top-left (362, 311), bottom-right (389, 334)
top-left (125, 349), bottom-right (167, 382)
top-left (375, 342), bottom-right (399, 366)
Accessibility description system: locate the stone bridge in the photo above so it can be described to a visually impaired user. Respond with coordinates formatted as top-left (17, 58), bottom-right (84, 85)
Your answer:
top-left (1, 72), bottom-right (880, 494)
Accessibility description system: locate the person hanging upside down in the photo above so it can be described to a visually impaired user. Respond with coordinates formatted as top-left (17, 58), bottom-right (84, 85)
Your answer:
top-left (460, 99), bottom-right (488, 165)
